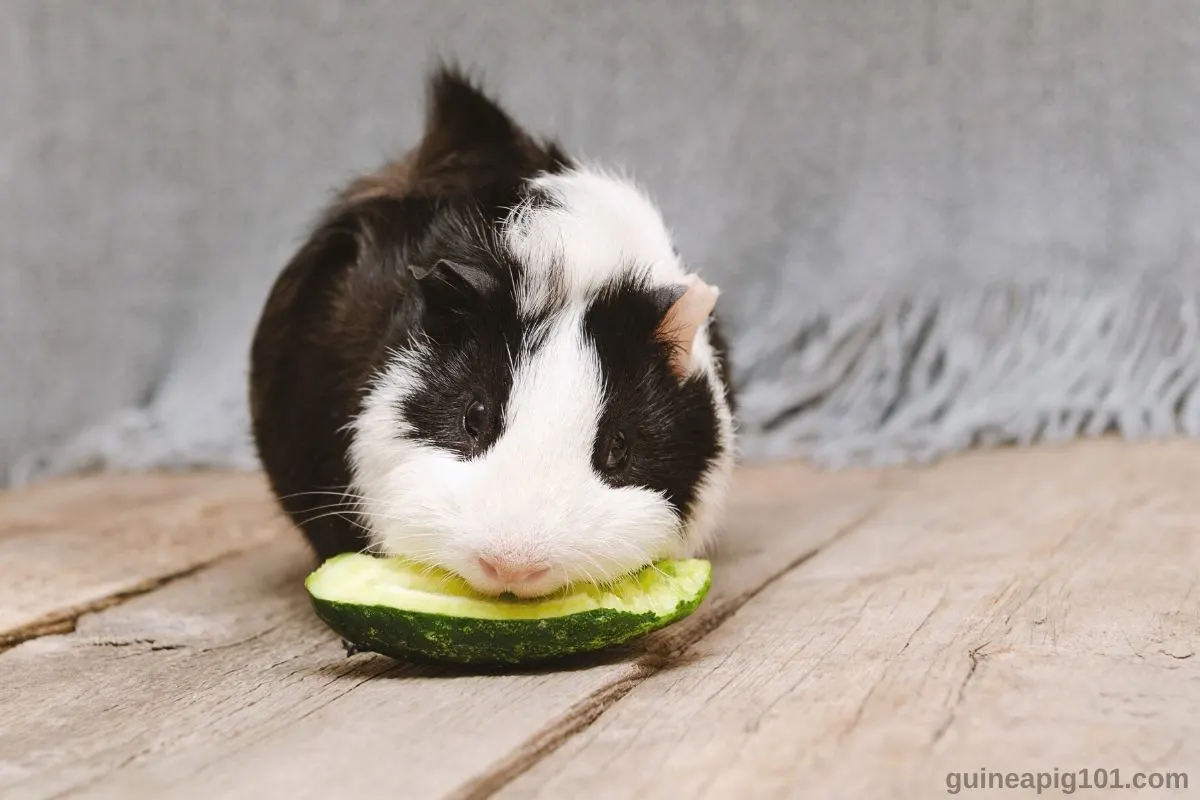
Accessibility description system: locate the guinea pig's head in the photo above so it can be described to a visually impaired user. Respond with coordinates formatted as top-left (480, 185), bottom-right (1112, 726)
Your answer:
top-left (338, 71), bottom-right (736, 598)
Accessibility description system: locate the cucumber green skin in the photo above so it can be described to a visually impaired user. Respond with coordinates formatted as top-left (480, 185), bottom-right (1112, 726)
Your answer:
top-left (308, 574), bottom-right (711, 667)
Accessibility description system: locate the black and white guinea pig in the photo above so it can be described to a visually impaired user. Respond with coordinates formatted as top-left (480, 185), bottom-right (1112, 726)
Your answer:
top-left (249, 65), bottom-right (737, 599)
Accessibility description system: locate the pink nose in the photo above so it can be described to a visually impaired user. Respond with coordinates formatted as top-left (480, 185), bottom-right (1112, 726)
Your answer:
top-left (477, 556), bottom-right (550, 585)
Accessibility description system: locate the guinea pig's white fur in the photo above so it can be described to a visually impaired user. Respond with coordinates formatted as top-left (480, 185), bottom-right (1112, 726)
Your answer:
top-left (347, 164), bottom-right (735, 597)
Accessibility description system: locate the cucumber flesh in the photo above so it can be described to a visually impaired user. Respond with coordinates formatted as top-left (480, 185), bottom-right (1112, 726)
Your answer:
top-left (304, 554), bottom-right (713, 666)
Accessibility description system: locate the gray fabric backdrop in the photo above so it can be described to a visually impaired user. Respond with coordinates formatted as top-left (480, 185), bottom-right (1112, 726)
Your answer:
top-left (5, 1), bottom-right (1200, 485)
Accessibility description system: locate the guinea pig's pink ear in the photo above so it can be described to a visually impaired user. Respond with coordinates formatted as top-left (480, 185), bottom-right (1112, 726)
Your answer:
top-left (655, 274), bottom-right (720, 380)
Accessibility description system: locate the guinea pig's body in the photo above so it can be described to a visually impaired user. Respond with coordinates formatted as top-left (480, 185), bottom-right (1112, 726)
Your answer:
top-left (249, 66), bottom-right (736, 598)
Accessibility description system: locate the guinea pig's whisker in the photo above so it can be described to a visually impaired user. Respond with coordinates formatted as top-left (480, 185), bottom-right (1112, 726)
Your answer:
top-left (578, 543), bottom-right (641, 578)
top-left (292, 499), bottom-right (367, 516)
top-left (568, 561), bottom-right (598, 589)
top-left (293, 505), bottom-right (359, 521)
top-left (411, 557), bottom-right (457, 579)
top-left (293, 503), bottom-right (369, 523)
top-left (576, 556), bottom-right (609, 587)
top-left (293, 503), bottom-right (414, 528)
top-left (295, 501), bottom-right (391, 520)
top-left (415, 562), bottom-right (440, 578)
top-left (275, 488), bottom-right (370, 504)
top-left (275, 484), bottom-right (354, 497)
top-left (563, 547), bottom-right (625, 591)
top-left (646, 563), bottom-right (672, 583)
top-left (296, 509), bottom-right (371, 532)
top-left (580, 548), bottom-right (625, 572)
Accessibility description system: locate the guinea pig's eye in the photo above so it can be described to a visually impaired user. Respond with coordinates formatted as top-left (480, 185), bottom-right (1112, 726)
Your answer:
top-left (603, 431), bottom-right (629, 472)
top-left (462, 398), bottom-right (489, 439)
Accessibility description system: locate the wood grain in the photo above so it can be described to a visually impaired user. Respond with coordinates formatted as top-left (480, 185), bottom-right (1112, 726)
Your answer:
top-left (0, 471), bottom-right (289, 648)
top-left (0, 461), bottom-right (885, 800)
top-left (497, 440), bottom-right (1200, 799)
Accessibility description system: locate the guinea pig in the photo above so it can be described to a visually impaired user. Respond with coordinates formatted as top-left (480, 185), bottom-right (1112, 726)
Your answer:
top-left (249, 65), bottom-right (736, 599)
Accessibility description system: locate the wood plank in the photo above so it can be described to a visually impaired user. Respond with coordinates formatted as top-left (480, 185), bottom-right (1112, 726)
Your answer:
top-left (497, 440), bottom-right (1200, 800)
top-left (0, 471), bottom-right (289, 647)
top-left (0, 461), bottom-right (886, 800)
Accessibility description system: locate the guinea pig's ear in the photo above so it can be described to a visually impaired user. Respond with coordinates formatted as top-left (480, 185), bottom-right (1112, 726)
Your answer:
top-left (654, 273), bottom-right (721, 380)
top-left (408, 258), bottom-right (496, 313)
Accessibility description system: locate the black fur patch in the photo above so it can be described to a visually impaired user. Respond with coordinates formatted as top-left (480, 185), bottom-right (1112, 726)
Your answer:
top-left (397, 207), bottom-right (525, 460)
top-left (583, 274), bottom-right (723, 521)
top-left (396, 200), bottom-right (570, 460)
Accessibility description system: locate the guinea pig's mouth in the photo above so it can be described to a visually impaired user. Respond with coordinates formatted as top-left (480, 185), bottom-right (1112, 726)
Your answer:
top-left (471, 581), bottom-right (566, 601)
top-left (460, 563), bottom-right (648, 601)
top-left (459, 567), bottom-right (569, 600)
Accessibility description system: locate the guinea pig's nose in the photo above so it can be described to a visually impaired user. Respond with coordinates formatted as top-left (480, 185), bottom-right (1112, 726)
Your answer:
top-left (477, 556), bottom-right (550, 585)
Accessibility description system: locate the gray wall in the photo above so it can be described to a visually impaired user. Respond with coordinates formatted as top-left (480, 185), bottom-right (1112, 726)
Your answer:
top-left (4, 1), bottom-right (1200, 480)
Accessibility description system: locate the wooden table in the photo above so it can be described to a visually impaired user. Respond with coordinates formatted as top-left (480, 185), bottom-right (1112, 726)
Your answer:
top-left (2, 440), bottom-right (1197, 799)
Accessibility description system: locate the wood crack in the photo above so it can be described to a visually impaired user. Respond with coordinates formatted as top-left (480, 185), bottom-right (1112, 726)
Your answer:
top-left (931, 641), bottom-right (990, 745)
top-left (88, 637), bottom-right (187, 652)
top-left (0, 549), bottom-right (252, 653)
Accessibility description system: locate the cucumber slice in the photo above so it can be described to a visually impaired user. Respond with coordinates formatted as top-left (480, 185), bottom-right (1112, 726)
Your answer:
top-left (304, 554), bottom-right (712, 666)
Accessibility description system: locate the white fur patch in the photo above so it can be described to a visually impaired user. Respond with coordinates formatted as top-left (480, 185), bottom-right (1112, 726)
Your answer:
top-left (504, 165), bottom-right (687, 314)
